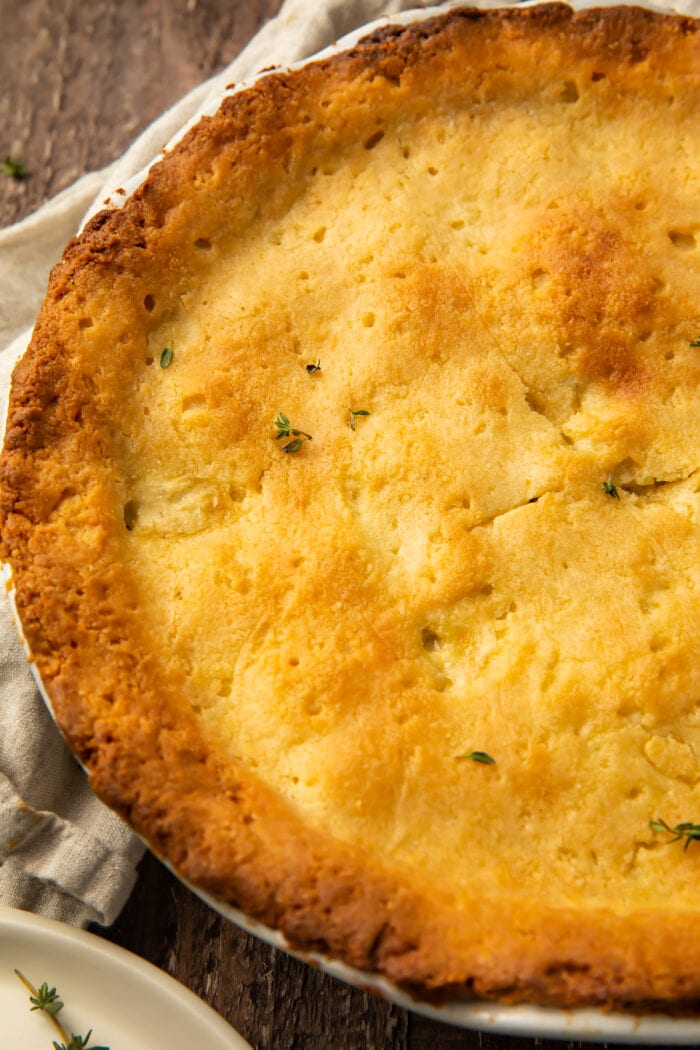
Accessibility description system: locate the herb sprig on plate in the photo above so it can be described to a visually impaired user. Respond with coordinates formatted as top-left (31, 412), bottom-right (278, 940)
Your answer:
top-left (14, 970), bottom-right (109, 1050)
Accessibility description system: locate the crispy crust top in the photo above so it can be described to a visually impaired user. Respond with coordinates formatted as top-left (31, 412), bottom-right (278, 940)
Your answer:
top-left (3, 3), bottom-right (700, 1010)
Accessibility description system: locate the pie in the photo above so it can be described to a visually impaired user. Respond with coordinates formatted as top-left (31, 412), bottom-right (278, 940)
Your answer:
top-left (2, 2), bottom-right (700, 1011)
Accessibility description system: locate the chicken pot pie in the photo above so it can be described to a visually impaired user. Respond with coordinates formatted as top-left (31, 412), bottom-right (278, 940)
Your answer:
top-left (2, 2), bottom-right (700, 1011)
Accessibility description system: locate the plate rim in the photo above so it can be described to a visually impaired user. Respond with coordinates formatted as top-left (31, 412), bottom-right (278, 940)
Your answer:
top-left (0, 905), bottom-right (252, 1050)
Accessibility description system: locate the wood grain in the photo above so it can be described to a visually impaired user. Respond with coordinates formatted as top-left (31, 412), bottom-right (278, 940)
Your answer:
top-left (2, 3), bottom-right (600, 1048)
top-left (0, 0), bottom-right (281, 226)
top-left (110, 853), bottom-right (592, 1050)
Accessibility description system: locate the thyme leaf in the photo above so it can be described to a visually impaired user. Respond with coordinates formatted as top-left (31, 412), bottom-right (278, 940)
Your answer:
top-left (305, 359), bottom-right (321, 374)
top-left (282, 438), bottom-right (304, 454)
top-left (2, 155), bottom-right (27, 179)
top-left (53, 1032), bottom-right (109, 1050)
top-left (689, 338), bottom-right (700, 348)
top-left (601, 476), bottom-right (620, 499)
top-left (455, 751), bottom-right (495, 765)
top-left (15, 970), bottom-right (109, 1049)
top-left (28, 980), bottom-right (64, 1015)
top-left (650, 818), bottom-right (700, 851)
top-left (349, 408), bottom-right (370, 431)
top-left (160, 346), bottom-right (173, 368)
top-left (274, 412), bottom-right (312, 452)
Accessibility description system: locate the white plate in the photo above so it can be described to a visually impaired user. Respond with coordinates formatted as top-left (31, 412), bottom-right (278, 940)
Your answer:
top-left (0, 906), bottom-right (251, 1050)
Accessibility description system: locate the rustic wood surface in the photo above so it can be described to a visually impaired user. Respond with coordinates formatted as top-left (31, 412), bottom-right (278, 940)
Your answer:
top-left (2, 2), bottom-right (599, 1048)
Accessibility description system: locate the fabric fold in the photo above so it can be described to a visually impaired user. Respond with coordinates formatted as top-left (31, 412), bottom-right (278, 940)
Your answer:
top-left (0, 773), bottom-right (138, 925)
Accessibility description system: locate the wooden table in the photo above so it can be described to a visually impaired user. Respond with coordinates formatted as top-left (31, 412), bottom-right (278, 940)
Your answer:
top-left (2, 4), bottom-right (587, 1048)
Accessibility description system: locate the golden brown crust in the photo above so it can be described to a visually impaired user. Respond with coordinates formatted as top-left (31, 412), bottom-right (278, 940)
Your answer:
top-left (3, 4), bottom-right (700, 1010)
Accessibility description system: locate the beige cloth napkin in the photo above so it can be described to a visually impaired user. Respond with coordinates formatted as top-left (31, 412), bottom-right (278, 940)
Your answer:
top-left (0, 0), bottom-right (446, 929)
top-left (1, 0), bottom-right (694, 928)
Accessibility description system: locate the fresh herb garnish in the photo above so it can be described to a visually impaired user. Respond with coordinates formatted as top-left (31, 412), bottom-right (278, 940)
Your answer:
top-left (455, 751), bottom-right (495, 765)
top-left (601, 476), bottom-right (620, 499)
top-left (274, 412), bottom-right (312, 453)
top-left (27, 980), bottom-right (64, 1015)
top-left (650, 818), bottom-right (700, 851)
top-left (349, 408), bottom-right (370, 431)
top-left (2, 155), bottom-right (28, 179)
top-left (305, 359), bottom-right (321, 374)
top-left (281, 438), bottom-right (304, 453)
top-left (53, 1033), bottom-right (106, 1050)
top-left (159, 346), bottom-right (173, 368)
top-left (689, 338), bottom-right (700, 348)
top-left (15, 970), bottom-right (109, 1049)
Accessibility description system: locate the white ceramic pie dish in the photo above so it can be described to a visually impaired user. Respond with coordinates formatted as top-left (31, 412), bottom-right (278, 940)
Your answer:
top-left (4, 1), bottom-right (700, 1041)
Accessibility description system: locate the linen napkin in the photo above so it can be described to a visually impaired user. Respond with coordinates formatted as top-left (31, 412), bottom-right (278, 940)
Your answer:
top-left (1, 0), bottom-right (694, 928)
top-left (0, 0), bottom-right (447, 929)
